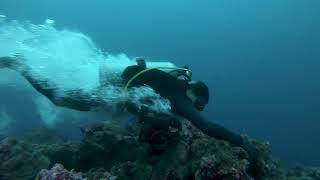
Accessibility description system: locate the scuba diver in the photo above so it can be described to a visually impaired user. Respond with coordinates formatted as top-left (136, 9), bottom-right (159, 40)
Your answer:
top-left (0, 55), bottom-right (258, 159)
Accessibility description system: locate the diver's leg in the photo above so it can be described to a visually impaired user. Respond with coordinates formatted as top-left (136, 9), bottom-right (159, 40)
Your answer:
top-left (23, 70), bottom-right (101, 111)
top-left (0, 56), bottom-right (102, 111)
top-left (22, 72), bottom-right (57, 100)
top-left (0, 55), bottom-right (56, 101)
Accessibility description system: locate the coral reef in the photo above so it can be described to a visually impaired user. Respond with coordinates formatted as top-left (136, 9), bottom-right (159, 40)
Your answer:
top-left (74, 123), bottom-right (144, 171)
top-left (1, 120), bottom-right (319, 180)
top-left (0, 137), bottom-right (50, 180)
top-left (38, 142), bottom-right (79, 170)
top-left (84, 168), bottom-right (116, 180)
top-left (286, 166), bottom-right (320, 180)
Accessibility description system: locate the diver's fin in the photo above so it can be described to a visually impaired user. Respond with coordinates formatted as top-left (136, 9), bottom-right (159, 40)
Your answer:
top-left (0, 55), bottom-right (23, 70)
top-left (0, 57), bottom-right (14, 69)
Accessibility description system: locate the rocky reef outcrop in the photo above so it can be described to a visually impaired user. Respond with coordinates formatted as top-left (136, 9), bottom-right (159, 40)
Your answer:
top-left (0, 121), bottom-right (319, 180)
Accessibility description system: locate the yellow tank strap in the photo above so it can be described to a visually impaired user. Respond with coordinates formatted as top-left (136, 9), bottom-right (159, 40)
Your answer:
top-left (124, 67), bottom-right (192, 90)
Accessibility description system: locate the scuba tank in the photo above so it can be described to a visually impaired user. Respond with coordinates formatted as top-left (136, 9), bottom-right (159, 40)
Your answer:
top-left (135, 58), bottom-right (192, 82)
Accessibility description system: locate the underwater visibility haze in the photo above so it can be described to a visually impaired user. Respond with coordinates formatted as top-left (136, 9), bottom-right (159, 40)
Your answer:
top-left (0, 0), bottom-right (320, 174)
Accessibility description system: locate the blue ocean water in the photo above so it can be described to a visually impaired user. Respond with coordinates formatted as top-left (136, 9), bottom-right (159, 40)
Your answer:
top-left (0, 0), bottom-right (319, 167)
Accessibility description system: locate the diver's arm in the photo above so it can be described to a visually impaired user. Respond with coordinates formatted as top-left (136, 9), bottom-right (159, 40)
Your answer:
top-left (175, 97), bottom-right (243, 146)
top-left (176, 99), bottom-right (260, 161)
top-left (1, 56), bottom-right (104, 111)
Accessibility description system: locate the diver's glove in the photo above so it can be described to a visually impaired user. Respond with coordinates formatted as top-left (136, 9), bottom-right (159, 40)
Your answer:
top-left (241, 135), bottom-right (259, 162)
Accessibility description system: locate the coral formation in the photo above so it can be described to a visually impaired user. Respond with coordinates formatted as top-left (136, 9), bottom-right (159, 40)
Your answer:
top-left (36, 163), bottom-right (84, 180)
top-left (1, 120), bottom-right (319, 180)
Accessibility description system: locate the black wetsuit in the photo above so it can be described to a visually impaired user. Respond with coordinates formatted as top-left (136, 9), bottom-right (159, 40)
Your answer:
top-left (122, 65), bottom-right (244, 146)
